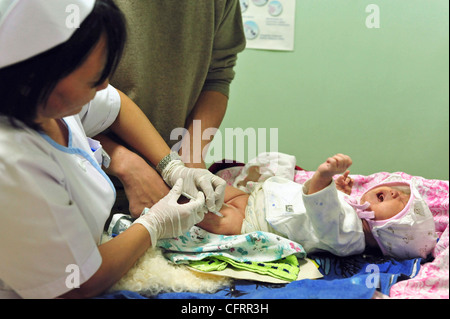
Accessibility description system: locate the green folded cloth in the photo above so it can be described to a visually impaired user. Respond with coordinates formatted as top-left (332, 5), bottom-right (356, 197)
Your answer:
top-left (189, 255), bottom-right (300, 282)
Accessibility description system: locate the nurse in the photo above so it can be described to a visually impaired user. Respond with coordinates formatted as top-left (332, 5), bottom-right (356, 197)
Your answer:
top-left (0, 0), bottom-right (225, 298)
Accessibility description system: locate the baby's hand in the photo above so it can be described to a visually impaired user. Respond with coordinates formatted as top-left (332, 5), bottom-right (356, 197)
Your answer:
top-left (336, 170), bottom-right (353, 195)
top-left (317, 154), bottom-right (352, 178)
top-left (308, 154), bottom-right (352, 195)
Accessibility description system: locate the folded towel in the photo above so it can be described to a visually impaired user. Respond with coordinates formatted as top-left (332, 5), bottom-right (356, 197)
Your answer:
top-left (189, 255), bottom-right (300, 282)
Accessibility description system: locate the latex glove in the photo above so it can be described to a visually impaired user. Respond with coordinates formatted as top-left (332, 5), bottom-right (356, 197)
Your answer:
top-left (133, 179), bottom-right (206, 246)
top-left (161, 159), bottom-right (226, 212)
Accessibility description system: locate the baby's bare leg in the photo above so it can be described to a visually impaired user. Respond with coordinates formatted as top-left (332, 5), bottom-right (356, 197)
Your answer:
top-left (197, 185), bottom-right (249, 235)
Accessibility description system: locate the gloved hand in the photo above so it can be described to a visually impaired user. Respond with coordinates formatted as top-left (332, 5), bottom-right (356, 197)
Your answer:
top-left (133, 179), bottom-right (206, 246)
top-left (161, 158), bottom-right (226, 213)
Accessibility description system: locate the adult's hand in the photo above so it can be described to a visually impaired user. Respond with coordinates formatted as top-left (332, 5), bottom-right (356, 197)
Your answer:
top-left (133, 179), bottom-right (206, 246)
top-left (161, 157), bottom-right (226, 213)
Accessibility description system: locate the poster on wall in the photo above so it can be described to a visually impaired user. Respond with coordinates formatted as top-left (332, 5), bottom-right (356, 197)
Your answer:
top-left (240, 0), bottom-right (296, 51)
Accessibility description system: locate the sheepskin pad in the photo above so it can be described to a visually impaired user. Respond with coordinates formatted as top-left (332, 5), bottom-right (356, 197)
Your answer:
top-left (108, 243), bottom-right (232, 296)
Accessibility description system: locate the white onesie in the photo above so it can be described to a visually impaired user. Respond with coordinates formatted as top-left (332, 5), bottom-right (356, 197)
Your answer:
top-left (242, 176), bottom-right (366, 256)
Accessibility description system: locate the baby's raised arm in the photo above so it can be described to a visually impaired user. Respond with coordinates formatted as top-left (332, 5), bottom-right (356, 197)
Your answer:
top-left (307, 154), bottom-right (353, 195)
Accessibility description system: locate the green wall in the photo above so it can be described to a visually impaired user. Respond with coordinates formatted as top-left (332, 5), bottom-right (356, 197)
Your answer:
top-left (207, 0), bottom-right (449, 180)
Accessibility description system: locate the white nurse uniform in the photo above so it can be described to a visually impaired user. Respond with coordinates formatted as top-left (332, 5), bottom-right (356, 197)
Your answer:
top-left (0, 85), bottom-right (120, 298)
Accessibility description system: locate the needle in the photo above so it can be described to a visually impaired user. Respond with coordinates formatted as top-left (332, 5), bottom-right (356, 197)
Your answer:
top-left (182, 192), bottom-right (224, 218)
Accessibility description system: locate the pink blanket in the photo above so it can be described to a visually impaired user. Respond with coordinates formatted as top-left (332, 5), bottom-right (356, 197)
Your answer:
top-left (218, 167), bottom-right (449, 299)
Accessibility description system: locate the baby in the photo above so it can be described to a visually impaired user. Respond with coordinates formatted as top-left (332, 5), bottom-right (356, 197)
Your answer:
top-left (197, 154), bottom-right (437, 259)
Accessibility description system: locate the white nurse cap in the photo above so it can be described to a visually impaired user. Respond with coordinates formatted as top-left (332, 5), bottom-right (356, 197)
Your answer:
top-left (0, 0), bottom-right (95, 68)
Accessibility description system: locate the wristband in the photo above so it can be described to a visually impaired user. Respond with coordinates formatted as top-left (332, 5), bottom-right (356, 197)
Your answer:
top-left (156, 152), bottom-right (182, 174)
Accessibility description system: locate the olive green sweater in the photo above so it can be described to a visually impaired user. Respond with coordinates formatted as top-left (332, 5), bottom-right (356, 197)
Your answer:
top-left (111, 0), bottom-right (246, 147)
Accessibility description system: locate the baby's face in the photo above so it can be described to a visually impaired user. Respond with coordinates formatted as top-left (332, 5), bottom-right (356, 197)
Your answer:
top-left (360, 186), bottom-right (410, 220)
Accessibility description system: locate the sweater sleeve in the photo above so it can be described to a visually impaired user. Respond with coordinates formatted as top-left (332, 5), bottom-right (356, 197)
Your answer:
top-left (203, 0), bottom-right (246, 97)
top-left (302, 180), bottom-right (366, 256)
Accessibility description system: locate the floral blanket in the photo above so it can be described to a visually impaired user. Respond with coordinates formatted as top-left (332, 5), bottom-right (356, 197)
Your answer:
top-left (158, 227), bottom-right (306, 264)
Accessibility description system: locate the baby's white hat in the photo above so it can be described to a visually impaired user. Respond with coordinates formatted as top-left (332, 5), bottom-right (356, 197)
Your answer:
top-left (0, 0), bottom-right (95, 69)
top-left (357, 175), bottom-right (437, 259)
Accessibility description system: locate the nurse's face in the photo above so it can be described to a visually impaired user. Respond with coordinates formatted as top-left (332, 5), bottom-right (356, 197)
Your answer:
top-left (36, 35), bottom-right (109, 121)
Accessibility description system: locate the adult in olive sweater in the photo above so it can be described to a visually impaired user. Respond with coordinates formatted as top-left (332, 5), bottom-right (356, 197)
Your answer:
top-left (98, 1), bottom-right (246, 216)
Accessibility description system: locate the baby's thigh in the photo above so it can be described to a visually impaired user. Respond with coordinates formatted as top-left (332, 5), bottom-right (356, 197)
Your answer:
top-left (197, 190), bottom-right (249, 235)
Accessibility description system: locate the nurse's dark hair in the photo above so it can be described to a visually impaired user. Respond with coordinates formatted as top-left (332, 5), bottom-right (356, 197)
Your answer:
top-left (0, 0), bottom-right (127, 130)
